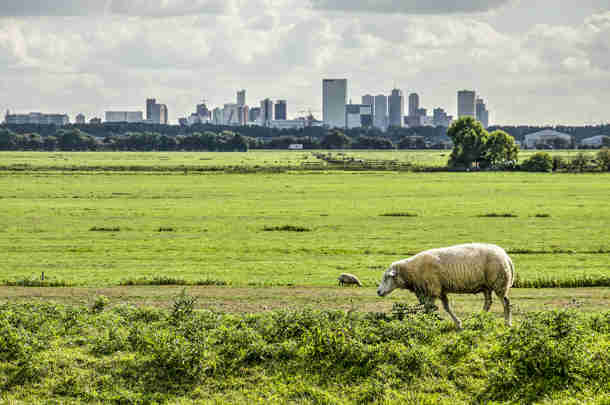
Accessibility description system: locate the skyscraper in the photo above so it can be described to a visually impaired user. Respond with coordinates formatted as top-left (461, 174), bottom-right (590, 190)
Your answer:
top-left (374, 95), bottom-right (388, 130)
top-left (388, 89), bottom-right (404, 127)
top-left (237, 90), bottom-right (246, 106)
top-left (75, 114), bottom-right (86, 124)
top-left (457, 90), bottom-right (476, 119)
top-left (146, 98), bottom-right (168, 124)
top-left (476, 98), bottom-right (489, 128)
top-left (322, 79), bottom-right (347, 128)
top-left (408, 93), bottom-right (419, 117)
top-left (260, 98), bottom-right (274, 126)
top-left (362, 94), bottom-right (375, 116)
top-left (274, 100), bottom-right (287, 120)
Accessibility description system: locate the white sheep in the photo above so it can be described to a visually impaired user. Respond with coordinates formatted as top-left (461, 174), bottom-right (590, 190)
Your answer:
top-left (377, 243), bottom-right (514, 329)
top-left (338, 273), bottom-right (362, 287)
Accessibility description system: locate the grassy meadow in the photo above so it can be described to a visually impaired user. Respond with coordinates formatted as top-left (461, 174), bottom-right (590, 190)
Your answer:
top-left (0, 151), bottom-right (609, 404)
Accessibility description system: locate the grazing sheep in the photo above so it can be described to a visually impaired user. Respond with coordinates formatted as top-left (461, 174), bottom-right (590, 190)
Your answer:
top-left (338, 273), bottom-right (363, 287)
top-left (377, 243), bottom-right (514, 329)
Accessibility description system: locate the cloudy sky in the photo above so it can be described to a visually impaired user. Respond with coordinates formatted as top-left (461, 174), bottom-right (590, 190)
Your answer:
top-left (1, 0), bottom-right (609, 125)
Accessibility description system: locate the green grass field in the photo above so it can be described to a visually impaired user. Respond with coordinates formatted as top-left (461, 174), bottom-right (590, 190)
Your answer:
top-left (0, 161), bottom-right (608, 287)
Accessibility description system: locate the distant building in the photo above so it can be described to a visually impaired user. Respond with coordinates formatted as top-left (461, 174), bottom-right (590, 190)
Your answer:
top-left (196, 101), bottom-right (212, 121)
top-left (248, 107), bottom-right (261, 123)
top-left (476, 98), bottom-right (489, 128)
top-left (524, 129), bottom-right (572, 149)
top-left (581, 135), bottom-right (609, 148)
top-left (373, 95), bottom-right (388, 130)
top-left (274, 100), bottom-right (287, 120)
top-left (345, 104), bottom-right (373, 129)
top-left (433, 108), bottom-right (453, 127)
top-left (75, 114), bottom-right (86, 124)
top-left (105, 111), bottom-right (143, 123)
top-left (388, 88), bottom-right (404, 127)
top-left (5, 112), bottom-right (70, 126)
top-left (323, 79), bottom-right (347, 128)
top-left (457, 90), bottom-right (476, 119)
top-left (270, 120), bottom-right (307, 130)
top-left (362, 95), bottom-right (375, 116)
top-left (146, 98), bottom-right (168, 124)
top-left (89, 117), bottom-right (102, 124)
top-left (260, 98), bottom-right (274, 126)
top-left (408, 93), bottom-right (419, 118)
top-left (237, 90), bottom-right (246, 106)
top-left (223, 103), bottom-right (240, 126)
top-left (212, 107), bottom-right (223, 125)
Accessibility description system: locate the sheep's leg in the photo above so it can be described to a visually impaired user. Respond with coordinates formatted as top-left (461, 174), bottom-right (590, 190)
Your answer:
top-left (440, 294), bottom-right (462, 330)
top-left (483, 290), bottom-right (493, 312)
top-left (502, 296), bottom-right (512, 327)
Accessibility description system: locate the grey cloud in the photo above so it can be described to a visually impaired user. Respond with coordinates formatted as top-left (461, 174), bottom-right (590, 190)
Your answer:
top-left (309, 0), bottom-right (514, 15)
top-left (0, 0), bottom-right (232, 17)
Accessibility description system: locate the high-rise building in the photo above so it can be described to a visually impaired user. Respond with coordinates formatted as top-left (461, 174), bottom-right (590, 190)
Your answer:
top-left (212, 107), bottom-right (223, 125)
top-left (75, 114), bottom-right (86, 124)
top-left (373, 95), bottom-right (388, 130)
top-left (388, 88), bottom-right (404, 127)
top-left (237, 90), bottom-right (246, 106)
top-left (433, 108), bottom-right (453, 127)
top-left (248, 107), bottom-right (261, 123)
top-left (196, 101), bottom-right (211, 120)
top-left (89, 117), bottom-right (102, 124)
top-left (223, 103), bottom-right (240, 125)
top-left (345, 104), bottom-right (373, 129)
top-left (274, 100), bottom-right (287, 120)
top-left (362, 95), bottom-right (374, 116)
top-left (323, 79), bottom-right (347, 128)
top-left (105, 111), bottom-right (143, 123)
top-left (146, 98), bottom-right (168, 124)
top-left (408, 93), bottom-right (419, 117)
top-left (260, 98), bottom-right (274, 126)
top-left (457, 90), bottom-right (476, 119)
top-left (476, 98), bottom-right (489, 128)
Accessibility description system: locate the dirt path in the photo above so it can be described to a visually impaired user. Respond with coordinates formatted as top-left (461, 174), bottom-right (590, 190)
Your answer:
top-left (1, 286), bottom-right (608, 318)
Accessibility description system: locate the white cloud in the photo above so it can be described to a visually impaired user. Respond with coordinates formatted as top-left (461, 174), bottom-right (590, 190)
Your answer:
top-left (309, 0), bottom-right (515, 14)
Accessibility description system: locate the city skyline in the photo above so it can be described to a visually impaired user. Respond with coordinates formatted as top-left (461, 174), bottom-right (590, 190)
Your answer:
top-left (0, 1), bottom-right (608, 126)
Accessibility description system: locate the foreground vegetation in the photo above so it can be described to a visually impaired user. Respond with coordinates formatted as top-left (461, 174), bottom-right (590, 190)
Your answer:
top-left (0, 299), bottom-right (608, 404)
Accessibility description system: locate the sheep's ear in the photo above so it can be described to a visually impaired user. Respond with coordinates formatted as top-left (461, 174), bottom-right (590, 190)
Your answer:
top-left (389, 268), bottom-right (397, 278)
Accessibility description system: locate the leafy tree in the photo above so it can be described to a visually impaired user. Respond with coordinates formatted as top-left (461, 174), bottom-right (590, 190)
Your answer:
top-left (485, 130), bottom-right (519, 168)
top-left (602, 136), bottom-right (610, 148)
top-left (447, 117), bottom-right (489, 168)
top-left (521, 152), bottom-right (553, 172)
top-left (321, 130), bottom-right (351, 149)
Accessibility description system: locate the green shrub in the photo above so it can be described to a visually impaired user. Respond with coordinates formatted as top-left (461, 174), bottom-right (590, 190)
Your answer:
top-left (91, 295), bottom-right (110, 314)
top-left (521, 152), bottom-right (552, 172)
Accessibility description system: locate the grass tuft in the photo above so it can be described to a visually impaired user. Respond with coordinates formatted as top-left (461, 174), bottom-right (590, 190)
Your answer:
top-left (478, 213), bottom-right (518, 218)
top-left (263, 225), bottom-right (312, 232)
top-left (380, 212), bottom-right (418, 217)
top-left (534, 213), bottom-right (551, 218)
top-left (1, 278), bottom-right (74, 287)
top-left (157, 227), bottom-right (175, 232)
top-left (90, 226), bottom-right (121, 232)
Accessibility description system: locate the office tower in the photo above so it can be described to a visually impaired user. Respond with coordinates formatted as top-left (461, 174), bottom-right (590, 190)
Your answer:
top-left (146, 98), bottom-right (168, 124)
top-left (274, 100), bottom-right (287, 120)
top-left (373, 94), bottom-right (388, 130)
top-left (388, 88), bottom-right (404, 127)
top-left (322, 79), bottom-right (347, 128)
top-left (457, 90), bottom-right (476, 118)
top-left (237, 90), bottom-right (246, 106)
top-left (408, 93), bottom-right (419, 117)
top-left (75, 114), bottom-right (86, 124)
top-left (345, 104), bottom-right (373, 129)
top-left (260, 98), bottom-right (274, 126)
top-left (433, 108), bottom-right (453, 127)
top-left (248, 107), bottom-right (261, 123)
top-left (476, 98), bottom-right (489, 128)
top-left (196, 101), bottom-right (211, 120)
top-left (362, 94), bottom-right (375, 116)
top-left (238, 105), bottom-right (249, 125)
top-left (212, 107), bottom-right (223, 125)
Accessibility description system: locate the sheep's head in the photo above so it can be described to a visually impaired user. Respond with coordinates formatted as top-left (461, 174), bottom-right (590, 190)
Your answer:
top-left (377, 265), bottom-right (401, 297)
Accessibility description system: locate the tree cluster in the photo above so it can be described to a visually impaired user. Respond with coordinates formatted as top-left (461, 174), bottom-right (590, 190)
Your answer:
top-left (447, 117), bottom-right (519, 169)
